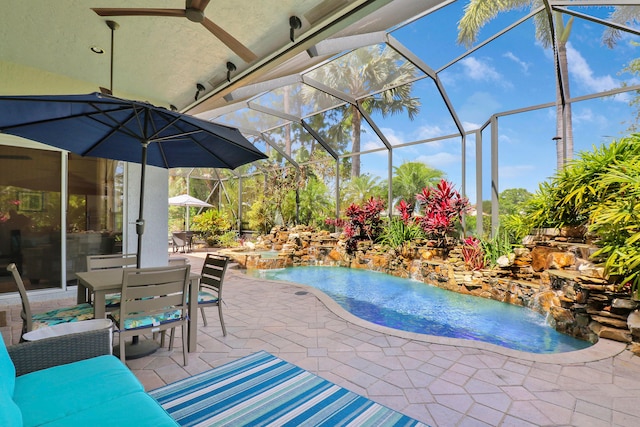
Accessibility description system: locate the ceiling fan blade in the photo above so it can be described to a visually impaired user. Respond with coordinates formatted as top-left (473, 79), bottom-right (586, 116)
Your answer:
top-left (201, 18), bottom-right (257, 63)
top-left (91, 8), bottom-right (186, 18)
top-left (189, 0), bottom-right (211, 12)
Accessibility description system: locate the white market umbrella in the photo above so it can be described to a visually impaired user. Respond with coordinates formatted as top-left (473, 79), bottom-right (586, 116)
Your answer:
top-left (169, 194), bottom-right (213, 230)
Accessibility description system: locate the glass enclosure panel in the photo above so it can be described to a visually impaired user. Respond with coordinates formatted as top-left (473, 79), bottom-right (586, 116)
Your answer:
top-left (367, 78), bottom-right (458, 147)
top-left (250, 82), bottom-right (346, 119)
top-left (213, 107), bottom-right (288, 133)
top-left (0, 146), bottom-right (62, 292)
top-left (305, 44), bottom-right (426, 99)
top-left (66, 155), bottom-right (123, 278)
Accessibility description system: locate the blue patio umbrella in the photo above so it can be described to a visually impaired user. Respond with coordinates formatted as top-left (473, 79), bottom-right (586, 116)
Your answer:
top-left (0, 92), bottom-right (267, 267)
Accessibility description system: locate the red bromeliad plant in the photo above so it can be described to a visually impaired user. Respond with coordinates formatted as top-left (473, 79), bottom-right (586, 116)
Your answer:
top-left (341, 197), bottom-right (385, 253)
top-left (397, 179), bottom-right (470, 248)
top-left (462, 236), bottom-right (485, 270)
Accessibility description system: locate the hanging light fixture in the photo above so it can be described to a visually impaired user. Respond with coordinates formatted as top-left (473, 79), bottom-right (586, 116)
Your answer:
top-left (226, 61), bottom-right (236, 82)
top-left (289, 16), bottom-right (302, 42)
top-left (98, 20), bottom-right (119, 95)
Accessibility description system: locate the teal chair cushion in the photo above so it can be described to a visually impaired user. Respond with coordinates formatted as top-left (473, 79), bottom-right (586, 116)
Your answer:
top-left (13, 355), bottom-right (143, 427)
top-left (197, 290), bottom-right (219, 304)
top-left (0, 337), bottom-right (16, 396)
top-left (110, 309), bottom-right (182, 331)
top-left (105, 294), bottom-right (121, 308)
top-left (39, 392), bottom-right (178, 427)
top-left (31, 304), bottom-right (94, 330)
top-left (0, 390), bottom-right (22, 427)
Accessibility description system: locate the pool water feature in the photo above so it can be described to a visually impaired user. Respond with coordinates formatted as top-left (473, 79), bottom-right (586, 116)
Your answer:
top-left (246, 266), bottom-right (592, 354)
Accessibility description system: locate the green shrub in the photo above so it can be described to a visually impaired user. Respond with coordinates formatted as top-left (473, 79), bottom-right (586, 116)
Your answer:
top-left (380, 217), bottom-right (425, 250)
top-left (191, 209), bottom-right (231, 239)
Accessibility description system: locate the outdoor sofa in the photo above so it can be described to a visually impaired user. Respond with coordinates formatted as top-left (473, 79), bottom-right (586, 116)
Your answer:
top-left (1, 328), bottom-right (177, 426)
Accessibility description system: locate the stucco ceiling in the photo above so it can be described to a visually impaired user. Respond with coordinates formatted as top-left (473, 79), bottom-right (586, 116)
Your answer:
top-left (0, 0), bottom-right (442, 114)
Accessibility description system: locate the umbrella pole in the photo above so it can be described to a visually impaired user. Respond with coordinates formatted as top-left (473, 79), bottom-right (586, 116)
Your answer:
top-left (125, 141), bottom-right (161, 359)
top-left (135, 142), bottom-right (148, 269)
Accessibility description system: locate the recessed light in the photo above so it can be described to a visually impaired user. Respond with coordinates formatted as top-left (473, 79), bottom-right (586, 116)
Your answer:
top-left (90, 46), bottom-right (104, 54)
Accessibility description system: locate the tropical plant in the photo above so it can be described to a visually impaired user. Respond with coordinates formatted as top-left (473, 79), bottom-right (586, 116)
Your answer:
top-left (342, 174), bottom-right (385, 208)
top-left (587, 142), bottom-right (640, 298)
top-left (481, 228), bottom-right (514, 268)
top-left (412, 179), bottom-right (471, 248)
top-left (304, 44), bottom-right (421, 177)
top-left (458, 0), bottom-right (574, 170)
top-left (392, 161), bottom-right (444, 210)
top-left (246, 197), bottom-right (276, 235)
top-left (380, 217), bottom-right (425, 251)
top-left (216, 230), bottom-right (240, 248)
top-left (462, 236), bottom-right (485, 270)
top-left (525, 136), bottom-right (640, 230)
top-left (342, 197), bottom-right (386, 252)
top-left (191, 209), bottom-right (231, 239)
top-left (295, 176), bottom-right (334, 227)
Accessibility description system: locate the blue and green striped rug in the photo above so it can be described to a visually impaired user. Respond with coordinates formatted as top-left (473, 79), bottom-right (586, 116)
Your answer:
top-left (149, 351), bottom-right (427, 426)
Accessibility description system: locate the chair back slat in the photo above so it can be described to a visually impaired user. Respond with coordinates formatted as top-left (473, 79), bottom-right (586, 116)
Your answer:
top-left (87, 253), bottom-right (137, 271)
top-left (6, 263), bottom-right (33, 333)
top-left (200, 254), bottom-right (229, 294)
top-left (120, 265), bottom-right (190, 321)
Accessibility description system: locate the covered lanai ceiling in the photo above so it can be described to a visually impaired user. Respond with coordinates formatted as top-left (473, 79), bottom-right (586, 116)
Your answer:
top-left (2, 1), bottom-right (640, 207)
top-left (0, 0), bottom-right (428, 109)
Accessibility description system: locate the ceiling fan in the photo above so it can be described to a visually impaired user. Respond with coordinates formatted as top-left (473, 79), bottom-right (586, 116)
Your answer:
top-left (91, 0), bottom-right (257, 63)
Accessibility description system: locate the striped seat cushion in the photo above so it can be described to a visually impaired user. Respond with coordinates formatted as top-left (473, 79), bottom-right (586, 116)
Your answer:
top-left (32, 304), bottom-right (94, 330)
top-left (110, 309), bottom-right (182, 331)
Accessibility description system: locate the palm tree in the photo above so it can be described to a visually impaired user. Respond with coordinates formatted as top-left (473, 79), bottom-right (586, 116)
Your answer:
top-left (457, 0), bottom-right (574, 170)
top-left (392, 161), bottom-right (444, 210)
top-left (306, 45), bottom-right (421, 177)
top-left (342, 174), bottom-right (385, 208)
top-left (297, 176), bottom-right (334, 226)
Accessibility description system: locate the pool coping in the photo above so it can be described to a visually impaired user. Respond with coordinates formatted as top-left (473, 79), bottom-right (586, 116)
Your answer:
top-left (234, 270), bottom-right (628, 364)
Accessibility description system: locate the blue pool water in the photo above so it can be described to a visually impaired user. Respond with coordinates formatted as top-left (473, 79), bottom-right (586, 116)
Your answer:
top-left (246, 266), bottom-right (592, 353)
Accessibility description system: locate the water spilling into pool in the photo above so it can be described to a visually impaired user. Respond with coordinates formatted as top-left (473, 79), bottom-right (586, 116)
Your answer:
top-left (245, 266), bottom-right (592, 353)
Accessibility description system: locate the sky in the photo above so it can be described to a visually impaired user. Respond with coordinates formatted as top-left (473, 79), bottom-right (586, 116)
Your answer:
top-left (356, 2), bottom-right (639, 204)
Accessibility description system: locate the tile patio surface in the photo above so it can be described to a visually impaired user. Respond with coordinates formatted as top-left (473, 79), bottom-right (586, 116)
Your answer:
top-left (3, 250), bottom-right (640, 426)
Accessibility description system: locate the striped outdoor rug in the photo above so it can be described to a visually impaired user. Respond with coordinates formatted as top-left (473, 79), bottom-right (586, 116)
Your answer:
top-left (149, 351), bottom-right (427, 427)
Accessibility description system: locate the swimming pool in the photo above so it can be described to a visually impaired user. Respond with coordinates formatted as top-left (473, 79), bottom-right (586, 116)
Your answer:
top-left (245, 266), bottom-right (592, 353)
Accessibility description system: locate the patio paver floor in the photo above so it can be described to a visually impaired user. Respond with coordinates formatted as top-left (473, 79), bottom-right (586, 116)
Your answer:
top-left (2, 250), bottom-right (640, 426)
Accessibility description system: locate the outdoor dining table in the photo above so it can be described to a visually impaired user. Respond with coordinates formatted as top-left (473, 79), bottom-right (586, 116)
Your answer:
top-left (75, 269), bottom-right (201, 353)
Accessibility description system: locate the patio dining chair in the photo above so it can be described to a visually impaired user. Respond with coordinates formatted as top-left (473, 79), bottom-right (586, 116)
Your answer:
top-left (6, 263), bottom-right (94, 341)
top-left (85, 253), bottom-right (137, 308)
top-left (172, 232), bottom-right (188, 253)
top-left (198, 254), bottom-right (229, 336)
top-left (110, 264), bottom-right (191, 365)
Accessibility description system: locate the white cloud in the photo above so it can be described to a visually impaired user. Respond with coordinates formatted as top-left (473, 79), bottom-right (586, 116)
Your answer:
top-left (571, 107), bottom-right (608, 127)
top-left (415, 152), bottom-right (460, 168)
top-left (567, 43), bottom-right (626, 101)
top-left (503, 51), bottom-right (530, 74)
top-left (414, 124), bottom-right (447, 141)
top-left (460, 57), bottom-right (502, 82)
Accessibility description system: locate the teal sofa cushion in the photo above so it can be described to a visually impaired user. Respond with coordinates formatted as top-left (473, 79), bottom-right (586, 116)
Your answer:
top-left (0, 389), bottom-right (22, 427)
top-left (0, 337), bottom-right (16, 396)
top-left (14, 355), bottom-right (144, 427)
top-left (39, 392), bottom-right (178, 427)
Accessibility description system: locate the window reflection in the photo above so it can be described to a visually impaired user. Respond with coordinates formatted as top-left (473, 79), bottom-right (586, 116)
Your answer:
top-left (66, 154), bottom-right (123, 279)
top-left (0, 146), bottom-right (124, 293)
top-left (0, 146), bottom-right (61, 292)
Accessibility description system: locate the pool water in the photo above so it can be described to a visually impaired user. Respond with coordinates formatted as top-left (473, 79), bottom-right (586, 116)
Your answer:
top-left (246, 266), bottom-right (592, 353)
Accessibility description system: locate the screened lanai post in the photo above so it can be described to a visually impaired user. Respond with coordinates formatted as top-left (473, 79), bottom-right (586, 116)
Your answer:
top-left (491, 116), bottom-right (500, 238)
top-left (335, 159), bottom-right (340, 222)
top-left (461, 133), bottom-right (467, 234)
top-left (475, 129), bottom-right (483, 237)
top-left (388, 149), bottom-right (393, 218)
top-left (238, 175), bottom-right (243, 235)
